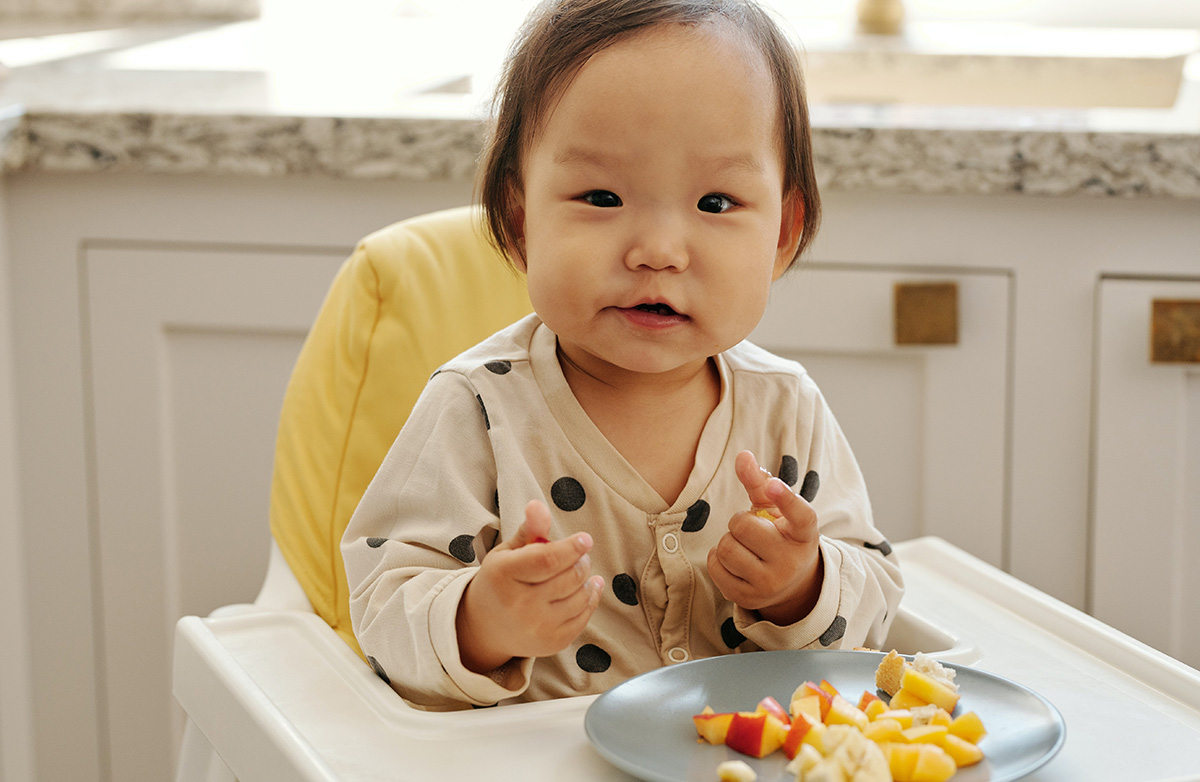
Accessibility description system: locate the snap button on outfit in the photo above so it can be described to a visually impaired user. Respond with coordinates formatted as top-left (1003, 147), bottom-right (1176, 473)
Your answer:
top-left (661, 532), bottom-right (679, 553)
top-left (668, 647), bottom-right (689, 663)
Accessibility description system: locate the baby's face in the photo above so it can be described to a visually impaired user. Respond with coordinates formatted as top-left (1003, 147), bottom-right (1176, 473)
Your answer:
top-left (517, 19), bottom-right (800, 385)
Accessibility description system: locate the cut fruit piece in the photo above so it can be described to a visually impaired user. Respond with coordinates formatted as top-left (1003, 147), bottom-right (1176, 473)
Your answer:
top-left (792, 681), bottom-right (834, 721)
top-left (863, 698), bottom-right (888, 721)
top-left (900, 668), bottom-right (961, 712)
top-left (882, 743), bottom-right (922, 781)
top-left (938, 733), bottom-right (985, 767)
top-left (857, 690), bottom-right (883, 711)
top-left (876, 708), bottom-right (915, 729)
top-left (890, 689), bottom-right (930, 710)
top-left (725, 711), bottom-right (787, 758)
top-left (781, 711), bottom-right (820, 760)
top-left (825, 695), bottom-right (870, 730)
top-left (693, 708), bottom-right (736, 745)
top-left (756, 696), bottom-right (791, 726)
top-left (717, 759), bottom-right (758, 782)
top-left (790, 693), bottom-right (824, 724)
top-left (948, 711), bottom-right (987, 744)
top-left (862, 718), bottom-right (904, 744)
top-left (911, 744), bottom-right (958, 782)
top-left (902, 724), bottom-right (949, 744)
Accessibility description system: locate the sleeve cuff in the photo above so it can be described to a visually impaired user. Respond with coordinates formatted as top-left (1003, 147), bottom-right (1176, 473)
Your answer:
top-left (735, 537), bottom-right (846, 649)
top-left (428, 570), bottom-right (535, 704)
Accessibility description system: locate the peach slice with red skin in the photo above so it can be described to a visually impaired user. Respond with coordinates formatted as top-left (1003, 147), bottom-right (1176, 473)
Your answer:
top-left (755, 696), bottom-right (791, 725)
top-left (791, 681), bottom-right (833, 721)
top-left (692, 707), bottom-right (735, 745)
top-left (724, 711), bottom-right (788, 758)
top-left (781, 710), bottom-right (821, 759)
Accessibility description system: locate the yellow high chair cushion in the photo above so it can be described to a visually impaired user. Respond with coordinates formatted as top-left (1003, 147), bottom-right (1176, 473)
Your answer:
top-left (268, 206), bottom-right (532, 659)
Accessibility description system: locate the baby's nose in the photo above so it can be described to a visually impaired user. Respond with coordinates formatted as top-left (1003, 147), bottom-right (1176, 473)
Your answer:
top-left (625, 213), bottom-right (689, 271)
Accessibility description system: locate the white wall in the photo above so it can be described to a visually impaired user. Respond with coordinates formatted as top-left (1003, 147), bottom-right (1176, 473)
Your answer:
top-left (0, 0), bottom-right (257, 20)
top-left (0, 183), bottom-right (35, 782)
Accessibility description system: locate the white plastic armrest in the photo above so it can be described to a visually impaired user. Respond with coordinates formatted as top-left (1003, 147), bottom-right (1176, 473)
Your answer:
top-left (253, 539), bottom-right (314, 612)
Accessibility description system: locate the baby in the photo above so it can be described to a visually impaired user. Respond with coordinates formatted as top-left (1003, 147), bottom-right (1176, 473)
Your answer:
top-left (342, 0), bottom-right (903, 709)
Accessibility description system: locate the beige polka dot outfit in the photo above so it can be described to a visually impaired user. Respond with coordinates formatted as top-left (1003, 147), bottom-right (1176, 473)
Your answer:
top-left (343, 315), bottom-right (904, 710)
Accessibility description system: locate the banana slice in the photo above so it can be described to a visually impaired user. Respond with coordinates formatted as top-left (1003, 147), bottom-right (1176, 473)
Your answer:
top-left (786, 725), bottom-right (890, 782)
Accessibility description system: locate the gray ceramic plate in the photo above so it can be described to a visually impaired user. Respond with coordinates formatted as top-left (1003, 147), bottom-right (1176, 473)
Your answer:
top-left (584, 649), bottom-right (1064, 782)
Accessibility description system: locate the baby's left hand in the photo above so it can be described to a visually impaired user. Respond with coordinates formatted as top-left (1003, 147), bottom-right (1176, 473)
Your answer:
top-left (707, 451), bottom-right (823, 626)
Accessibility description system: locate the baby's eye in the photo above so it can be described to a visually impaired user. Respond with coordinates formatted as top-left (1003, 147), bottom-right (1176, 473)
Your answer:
top-left (697, 194), bottom-right (736, 214)
top-left (581, 190), bottom-right (622, 208)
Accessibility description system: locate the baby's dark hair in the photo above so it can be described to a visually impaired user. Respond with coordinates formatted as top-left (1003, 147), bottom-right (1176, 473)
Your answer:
top-left (476, 0), bottom-right (822, 269)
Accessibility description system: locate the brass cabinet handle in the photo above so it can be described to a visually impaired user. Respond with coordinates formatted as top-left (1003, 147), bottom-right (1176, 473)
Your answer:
top-left (894, 281), bottom-right (959, 346)
top-left (857, 0), bottom-right (905, 35)
top-left (1151, 299), bottom-right (1200, 363)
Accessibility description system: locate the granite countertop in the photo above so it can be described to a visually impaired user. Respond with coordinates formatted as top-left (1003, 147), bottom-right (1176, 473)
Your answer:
top-left (2, 16), bottom-right (1200, 199)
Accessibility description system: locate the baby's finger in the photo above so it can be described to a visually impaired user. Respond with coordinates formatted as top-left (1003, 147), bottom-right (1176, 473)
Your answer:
top-left (509, 531), bottom-right (594, 585)
top-left (765, 478), bottom-right (818, 543)
top-left (735, 450), bottom-right (778, 512)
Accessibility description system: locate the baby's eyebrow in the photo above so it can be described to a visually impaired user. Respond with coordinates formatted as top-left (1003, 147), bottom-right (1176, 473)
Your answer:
top-left (553, 146), bottom-right (617, 168)
top-left (706, 153), bottom-right (767, 175)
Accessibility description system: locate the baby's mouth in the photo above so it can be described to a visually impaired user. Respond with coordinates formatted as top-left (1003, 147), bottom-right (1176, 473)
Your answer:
top-left (632, 302), bottom-right (679, 317)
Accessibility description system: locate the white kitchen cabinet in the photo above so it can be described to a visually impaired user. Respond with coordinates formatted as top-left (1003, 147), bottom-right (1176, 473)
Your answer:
top-left (1092, 276), bottom-right (1200, 670)
top-left (84, 243), bottom-right (346, 782)
top-left (753, 264), bottom-right (1011, 567)
top-left (4, 172), bottom-right (474, 782)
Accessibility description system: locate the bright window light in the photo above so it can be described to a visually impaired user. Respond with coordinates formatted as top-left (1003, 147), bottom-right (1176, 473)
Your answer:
top-left (260, 0), bottom-right (1200, 29)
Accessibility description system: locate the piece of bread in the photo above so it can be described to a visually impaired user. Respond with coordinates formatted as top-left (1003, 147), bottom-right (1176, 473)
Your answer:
top-left (875, 650), bottom-right (906, 696)
top-left (875, 650), bottom-right (958, 698)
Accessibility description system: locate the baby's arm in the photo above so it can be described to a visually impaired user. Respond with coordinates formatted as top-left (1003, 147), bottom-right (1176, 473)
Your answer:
top-left (456, 499), bottom-right (604, 673)
top-left (711, 380), bottom-right (903, 651)
top-left (344, 372), bottom-right (575, 708)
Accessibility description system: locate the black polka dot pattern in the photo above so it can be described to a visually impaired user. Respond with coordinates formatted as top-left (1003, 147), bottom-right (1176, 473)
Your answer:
top-left (366, 537), bottom-right (387, 548)
top-left (576, 644), bottom-right (612, 673)
top-left (367, 655), bottom-right (391, 685)
top-left (612, 573), bottom-right (639, 606)
top-left (720, 617), bottom-right (747, 649)
top-left (681, 499), bottom-right (710, 532)
top-left (778, 455), bottom-right (799, 487)
top-left (551, 477), bottom-right (586, 511)
top-left (449, 534), bottom-right (476, 563)
top-left (799, 470), bottom-right (820, 503)
top-left (819, 615), bottom-right (847, 647)
top-left (865, 539), bottom-right (893, 557)
top-left (476, 394), bottom-right (490, 431)
top-left (485, 360), bottom-right (512, 374)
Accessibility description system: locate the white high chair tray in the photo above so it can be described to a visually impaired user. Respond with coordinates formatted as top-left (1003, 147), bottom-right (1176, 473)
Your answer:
top-left (173, 537), bottom-right (1200, 782)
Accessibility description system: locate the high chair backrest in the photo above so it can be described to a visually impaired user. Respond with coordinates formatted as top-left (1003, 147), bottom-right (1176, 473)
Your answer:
top-left (269, 206), bottom-right (532, 659)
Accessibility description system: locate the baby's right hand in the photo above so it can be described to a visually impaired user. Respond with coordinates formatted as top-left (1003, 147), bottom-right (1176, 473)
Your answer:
top-left (456, 500), bottom-right (604, 674)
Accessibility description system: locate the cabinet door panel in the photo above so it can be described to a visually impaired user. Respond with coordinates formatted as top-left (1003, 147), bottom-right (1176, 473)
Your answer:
top-left (751, 264), bottom-right (1012, 567)
top-left (1092, 277), bottom-right (1200, 669)
top-left (85, 244), bottom-right (344, 782)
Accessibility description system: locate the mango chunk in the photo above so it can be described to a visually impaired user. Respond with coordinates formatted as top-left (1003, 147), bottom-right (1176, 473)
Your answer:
top-left (948, 710), bottom-right (987, 744)
top-left (900, 668), bottom-right (960, 712)
top-left (939, 733), bottom-right (985, 767)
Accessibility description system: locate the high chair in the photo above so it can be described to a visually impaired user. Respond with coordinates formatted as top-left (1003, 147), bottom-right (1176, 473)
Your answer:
top-left (171, 206), bottom-right (979, 782)
top-left (172, 205), bottom-right (533, 782)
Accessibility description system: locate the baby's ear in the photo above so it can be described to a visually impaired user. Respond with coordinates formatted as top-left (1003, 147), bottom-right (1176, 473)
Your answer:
top-left (772, 192), bottom-right (805, 279)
